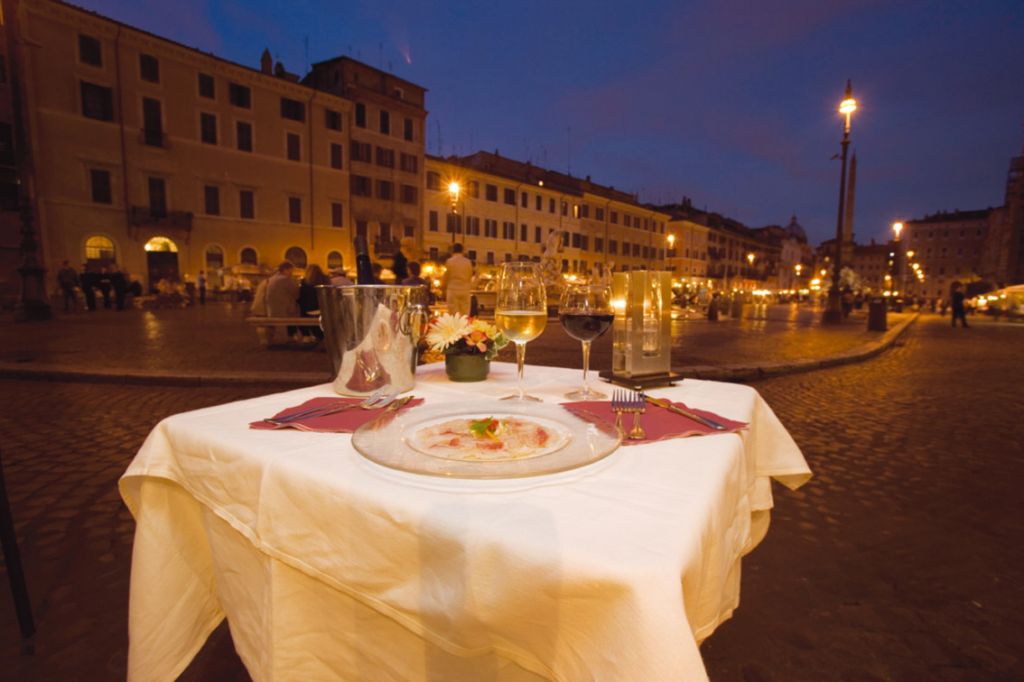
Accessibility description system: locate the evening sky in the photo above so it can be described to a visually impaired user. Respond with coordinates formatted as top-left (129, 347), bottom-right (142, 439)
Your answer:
top-left (80, 0), bottom-right (1024, 244)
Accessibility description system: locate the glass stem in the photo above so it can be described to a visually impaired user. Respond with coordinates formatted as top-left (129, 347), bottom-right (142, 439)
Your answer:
top-left (515, 341), bottom-right (526, 399)
top-left (581, 340), bottom-right (591, 392)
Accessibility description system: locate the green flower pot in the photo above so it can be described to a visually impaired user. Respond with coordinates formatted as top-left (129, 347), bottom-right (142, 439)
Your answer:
top-left (445, 353), bottom-right (490, 382)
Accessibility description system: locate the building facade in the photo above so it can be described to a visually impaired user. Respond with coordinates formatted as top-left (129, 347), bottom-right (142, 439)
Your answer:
top-left (0, 0), bottom-right (426, 299)
top-left (902, 209), bottom-right (990, 300)
top-left (423, 151), bottom-right (670, 278)
top-left (664, 218), bottom-right (708, 280)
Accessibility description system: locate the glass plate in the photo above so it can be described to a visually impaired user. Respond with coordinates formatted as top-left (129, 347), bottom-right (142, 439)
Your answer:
top-left (352, 400), bottom-right (621, 479)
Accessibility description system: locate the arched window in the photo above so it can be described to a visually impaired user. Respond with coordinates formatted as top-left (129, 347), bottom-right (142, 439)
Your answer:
top-left (284, 246), bottom-right (307, 269)
top-left (205, 245), bottom-right (224, 270)
top-left (239, 247), bottom-right (258, 265)
top-left (143, 236), bottom-right (178, 252)
top-left (84, 235), bottom-right (116, 264)
top-left (327, 251), bottom-right (343, 269)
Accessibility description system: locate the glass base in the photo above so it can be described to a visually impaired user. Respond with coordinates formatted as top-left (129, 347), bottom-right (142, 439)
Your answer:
top-left (500, 393), bottom-right (543, 402)
top-left (565, 385), bottom-right (606, 401)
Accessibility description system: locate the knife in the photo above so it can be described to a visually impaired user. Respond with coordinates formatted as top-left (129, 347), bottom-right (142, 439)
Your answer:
top-left (645, 395), bottom-right (727, 431)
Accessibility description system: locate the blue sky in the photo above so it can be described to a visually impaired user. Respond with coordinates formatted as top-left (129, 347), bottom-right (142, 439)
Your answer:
top-left (82, 0), bottom-right (1024, 244)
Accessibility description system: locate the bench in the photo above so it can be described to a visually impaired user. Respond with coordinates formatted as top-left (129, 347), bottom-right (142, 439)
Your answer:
top-left (245, 316), bottom-right (318, 346)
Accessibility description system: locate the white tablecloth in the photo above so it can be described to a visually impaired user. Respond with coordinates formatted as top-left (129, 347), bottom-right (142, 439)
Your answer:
top-left (120, 362), bottom-right (811, 681)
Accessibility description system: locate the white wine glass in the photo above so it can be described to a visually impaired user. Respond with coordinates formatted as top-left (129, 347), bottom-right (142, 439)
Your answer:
top-left (494, 262), bottom-right (547, 401)
top-left (559, 282), bottom-right (613, 400)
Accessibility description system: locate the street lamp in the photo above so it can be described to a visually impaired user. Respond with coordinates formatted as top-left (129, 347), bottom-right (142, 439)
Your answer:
top-left (823, 80), bottom-right (857, 323)
top-left (447, 181), bottom-right (461, 245)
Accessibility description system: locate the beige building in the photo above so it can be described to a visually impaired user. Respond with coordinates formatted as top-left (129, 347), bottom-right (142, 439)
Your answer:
top-left (664, 218), bottom-right (708, 280)
top-left (902, 209), bottom-right (990, 299)
top-left (423, 151), bottom-right (670, 278)
top-left (0, 0), bottom-right (426, 298)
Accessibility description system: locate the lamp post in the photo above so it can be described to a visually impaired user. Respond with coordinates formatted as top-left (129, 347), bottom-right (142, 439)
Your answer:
top-left (891, 221), bottom-right (903, 303)
top-left (794, 263), bottom-right (803, 298)
top-left (447, 181), bottom-right (461, 246)
top-left (823, 80), bottom-right (858, 323)
top-left (746, 252), bottom-right (755, 289)
top-left (666, 233), bottom-right (676, 268)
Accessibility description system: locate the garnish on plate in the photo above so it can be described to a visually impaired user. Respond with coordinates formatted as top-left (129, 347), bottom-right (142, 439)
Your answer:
top-left (469, 417), bottom-right (504, 439)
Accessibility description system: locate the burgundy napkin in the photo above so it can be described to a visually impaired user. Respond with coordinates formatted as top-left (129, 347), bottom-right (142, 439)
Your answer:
top-left (561, 400), bottom-right (747, 445)
top-left (250, 397), bottom-right (424, 433)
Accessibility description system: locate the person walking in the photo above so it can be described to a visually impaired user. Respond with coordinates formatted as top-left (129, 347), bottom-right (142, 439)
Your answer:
top-left (97, 266), bottom-right (113, 309)
top-left (80, 264), bottom-right (97, 311)
top-left (57, 260), bottom-right (79, 312)
top-left (442, 243), bottom-right (474, 315)
top-left (950, 281), bottom-right (969, 328)
top-left (267, 261), bottom-right (300, 340)
top-left (198, 270), bottom-right (207, 305)
top-left (110, 267), bottom-right (128, 311)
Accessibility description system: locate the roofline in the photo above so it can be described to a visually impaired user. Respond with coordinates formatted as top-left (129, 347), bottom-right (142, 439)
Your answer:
top-left (310, 55), bottom-right (429, 93)
top-left (52, 1), bottom-right (424, 99)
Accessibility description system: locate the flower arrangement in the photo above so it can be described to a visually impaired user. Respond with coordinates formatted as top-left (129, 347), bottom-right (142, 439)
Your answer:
top-left (425, 313), bottom-right (508, 360)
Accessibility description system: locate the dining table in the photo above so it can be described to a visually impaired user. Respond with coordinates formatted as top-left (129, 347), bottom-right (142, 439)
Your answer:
top-left (119, 361), bottom-right (811, 681)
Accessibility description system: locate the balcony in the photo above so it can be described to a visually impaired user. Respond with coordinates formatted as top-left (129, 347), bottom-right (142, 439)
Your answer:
top-left (129, 206), bottom-right (193, 231)
top-left (139, 129), bottom-right (168, 148)
top-left (374, 238), bottom-right (399, 257)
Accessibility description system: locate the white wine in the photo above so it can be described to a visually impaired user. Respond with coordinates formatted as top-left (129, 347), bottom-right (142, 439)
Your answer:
top-left (495, 311), bottom-right (548, 343)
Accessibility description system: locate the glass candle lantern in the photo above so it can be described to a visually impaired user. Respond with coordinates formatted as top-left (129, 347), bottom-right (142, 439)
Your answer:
top-left (606, 270), bottom-right (674, 383)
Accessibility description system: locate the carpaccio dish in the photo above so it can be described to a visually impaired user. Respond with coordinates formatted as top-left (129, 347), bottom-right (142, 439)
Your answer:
top-left (409, 416), bottom-right (570, 461)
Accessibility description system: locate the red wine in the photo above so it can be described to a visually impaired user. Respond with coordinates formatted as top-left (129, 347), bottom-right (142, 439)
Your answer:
top-left (559, 313), bottom-right (614, 342)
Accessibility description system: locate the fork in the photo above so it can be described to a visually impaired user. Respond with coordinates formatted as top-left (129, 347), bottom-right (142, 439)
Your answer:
top-left (611, 390), bottom-right (627, 436)
top-left (263, 387), bottom-right (391, 425)
top-left (627, 390), bottom-right (647, 440)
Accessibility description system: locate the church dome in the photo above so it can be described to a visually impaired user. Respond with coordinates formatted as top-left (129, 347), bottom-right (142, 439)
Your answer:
top-left (785, 214), bottom-right (808, 242)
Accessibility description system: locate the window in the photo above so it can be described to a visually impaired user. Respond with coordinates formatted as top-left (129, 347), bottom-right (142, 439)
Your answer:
top-left (331, 202), bottom-right (343, 227)
top-left (240, 247), bottom-right (258, 265)
top-left (139, 54), bottom-right (159, 83)
top-left (239, 190), bottom-right (254, 219)
top-left (503, 222), bottom-right (515, 239)
top-left (467, 216), bottom-right (480, 236)
top-left (486, 252), bottom-right (495, 265)
top-left (288, 197), bottom-right (302, 223)
top-left (90, 169), bottom-right (112, 204)
top-left (485, 219), bottom-right (498, 238)
top-left (502, 188), bottom-right (515, 205)
top-left (380, 222), bottom-right (392, 242)
top-left (580, 204), bottom-right (589, 219)
top-left (375, 147), bottom-right (395, 168)
top-left (624, 214), bottom-right (632, 227)
top-left (141, 97), bottom-right (162, 145)
top-left (485, 184), bottom-right (497, 201)
top-left (521, 192), bottom-right (528, 208)
top-left (325, 109), bottom-right (342, 131)
top-left (561, 201), bottom-right (568, 217)
top-left (198, 73), bottom-right (215, 99)
top-left (280, 97), bottom-right (305, 122)
top-left (356, 221), bottom-right (368, 238)
top-left (330, 143), bottom-right (343, 169)
top-left (400, 185), bottom-right (417, 204)
top-left (403, 117), bottom-right (413, 141)
top-left (81, 82), bottom-right (114, 121)
top-left (426, 172), bottom-right (441, 190)
top-left (520, 224), bottom-right (527, 241)
top-left (610, 211), bottom-right (618, 224)
top-left (379, 110), bottom-right (390, 134)
top-left (285, 246), bottom-right (307, 268)
top-left (205, 245), bottom-right (224, 270)
top-left (595, 237), bottom-right (604, 253)
top-left (227, 82), bottom-right (251, 109)
top-left (203, 185), bottom-right (220, 215)
top-left (377, 180), bottom-right (393, 200)
top-left (286, 132), bottom-right (301, 161)
top-left (351, 141), bottom-right (372, 163)
top-left (400, 153), bottom-right (418, 173)
top-left (355, 103), bottom-right (366, 128)
top-left (609, 240), bottom-right (618, 255)
top-left (236, 121), bottom-right (253, 152)
top-left (84, 235), bottom-right (115, 262)
top-left (328, 251), bottom-right (343, 269)
top-left (571, 233), bottom-right (581, 248)
top-left (351, 175), bottom-right (372, 197)
top-left (535, 195), bottom-right (542, 210)
top-left (468, 181), bottom-right (480, 198)
top-left (467, 250), bottom-right (477, 262)
top-left (79, 35), bottom-right (102, 67)
top-left (429, 247), bottom-right (439, 261)
top-left (549, 198), bottom-right (556, 213)
top-left (535, 226), bottom-right (542, 243)
top-left (596, 207), bottom-right (605, 221)
top-left (148, 177), bottom-right (166, 216)
top-left (404, 224), bottom-right (415, 237)
top-left (429, 210), bottom-right (438, 231)
top-left (200, 113), bottom-right (217, 145)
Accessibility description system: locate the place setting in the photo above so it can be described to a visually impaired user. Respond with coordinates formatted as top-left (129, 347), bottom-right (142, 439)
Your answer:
top-left (248, 263), bottom-right (747, 480)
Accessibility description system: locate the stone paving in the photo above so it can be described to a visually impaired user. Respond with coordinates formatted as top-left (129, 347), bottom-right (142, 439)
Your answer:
top-left (0, 302), bottom-right (910, 383)
top-left (0, 316), bottom-right (1021, 680)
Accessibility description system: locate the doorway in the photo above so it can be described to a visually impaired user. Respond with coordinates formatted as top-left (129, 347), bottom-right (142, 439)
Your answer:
top-left (144, 236), bottom-right (179, 292)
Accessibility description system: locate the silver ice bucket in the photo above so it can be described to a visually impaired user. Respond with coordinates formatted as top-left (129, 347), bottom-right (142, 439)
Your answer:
top-left (317, 284), bottom-right (428, 396)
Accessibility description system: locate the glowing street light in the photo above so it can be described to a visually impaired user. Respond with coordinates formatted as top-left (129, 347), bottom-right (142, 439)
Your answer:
top-left (447, 181), bottom-right (461, 209)
top-left (824, 79), bottom-right (858, 324)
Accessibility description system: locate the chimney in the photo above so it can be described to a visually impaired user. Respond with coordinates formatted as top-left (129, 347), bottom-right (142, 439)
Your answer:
top-left (274, 62), bottom-right (286, 77)
top-left (260, 48), bottom-right (273, 74)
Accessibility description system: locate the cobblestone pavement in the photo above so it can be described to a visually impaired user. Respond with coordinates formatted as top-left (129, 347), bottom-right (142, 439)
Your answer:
top-left (0, 302), bottom-right (908, 379)
top-left (0, 316), bottom-right (1021, 680)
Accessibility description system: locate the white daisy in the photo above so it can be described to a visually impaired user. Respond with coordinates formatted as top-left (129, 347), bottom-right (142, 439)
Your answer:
top-left (426, 313), bottom-right (471, 351)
